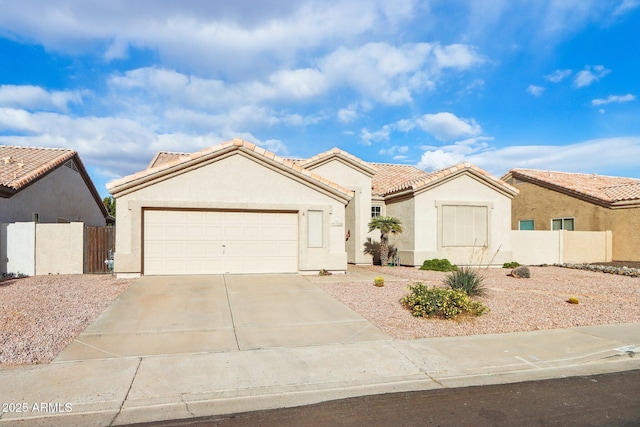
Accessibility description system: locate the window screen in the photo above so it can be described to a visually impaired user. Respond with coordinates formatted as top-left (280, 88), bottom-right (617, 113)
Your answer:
top-left (442, 205), bottom-right (488, 247)
top-left (307, 210), bottom-right (323, 248)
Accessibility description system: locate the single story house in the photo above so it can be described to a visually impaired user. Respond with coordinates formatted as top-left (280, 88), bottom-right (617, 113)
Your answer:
top-left (107, 139), bottom-right (518, 277)
top-left (502, 168), bottom-right (640, 261)
top-left (0, 145), bottom-right (109, 226)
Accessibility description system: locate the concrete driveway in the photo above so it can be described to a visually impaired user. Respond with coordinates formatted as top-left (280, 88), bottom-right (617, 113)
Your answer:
top-left (55, 274), bottom-right (390, 361)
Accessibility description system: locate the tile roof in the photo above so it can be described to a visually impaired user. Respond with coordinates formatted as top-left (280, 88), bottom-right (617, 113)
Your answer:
top-left (107, 138), bottom-right (354, 200)
top-left (298, 147), bottom-right (377, 175)
top-left (507, 168), bottom-right (640, 205)
top-left (370, 163), bottom-right (431, 195)
top-left (0, 145), bottom-right (77, 192)
top-left (373, 162), bottom-right (518, 197)
top-left (0, 145), bottom-right (109, 219)
top-left (147, 151), bottom-right (190, 169)
top-left (132, 143), bottom-right (516, 199)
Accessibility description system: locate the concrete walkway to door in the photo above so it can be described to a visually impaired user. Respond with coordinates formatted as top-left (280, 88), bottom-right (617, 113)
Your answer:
top-left (55, 274), bottom-right (390, 361)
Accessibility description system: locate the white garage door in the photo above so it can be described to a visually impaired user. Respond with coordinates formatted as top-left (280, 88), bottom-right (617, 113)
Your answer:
top-left (144, 210), bottom-right (298, 275)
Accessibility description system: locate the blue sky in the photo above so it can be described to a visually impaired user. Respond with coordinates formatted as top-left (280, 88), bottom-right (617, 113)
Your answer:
top-left (1, 1), bottom-right (639, 197)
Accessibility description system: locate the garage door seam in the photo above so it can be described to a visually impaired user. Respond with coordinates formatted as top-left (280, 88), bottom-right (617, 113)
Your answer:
top-left (224, 275), bottom-right (241, 351)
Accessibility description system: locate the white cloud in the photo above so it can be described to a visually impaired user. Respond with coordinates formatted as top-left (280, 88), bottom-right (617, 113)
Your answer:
top-left (466, 137), bottom-right (640, 178)
top-left (527, 85), bottom-right (545, 97)
top-left (360, 112), bottom-right (483, 146)
top-left (417, 149), bottom-right (464, 170)
top-left (0, 85), bottom-right (86, 112)
top-left (0, 107), bottom-right (289, 181)
top-left (0, 0), bottom-right (416, 76)
top-left (614, 0), bottom-right (640, 16)
top-left (360, 125), bottom-right (392, 145)
top-left (416, 112), bottom-right (482, 141)
top-left (544, 69), bottom-right (572, 83)
top-left (591, 94), bottom-right (635, 106)
top-left (574, 65), bottom-right (611, 88)
top-left (433, 43), bottom-right (485, 69)
top-left (338, 104), bottom-right (360, 123)
top-left (416, 136), bottom-right (492, 171)
top-left (378, 145), bottom-right (409, 156)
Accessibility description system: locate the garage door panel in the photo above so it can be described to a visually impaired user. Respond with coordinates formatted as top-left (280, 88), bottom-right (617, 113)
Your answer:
top-left (144, 210), bottom-right (298, 275)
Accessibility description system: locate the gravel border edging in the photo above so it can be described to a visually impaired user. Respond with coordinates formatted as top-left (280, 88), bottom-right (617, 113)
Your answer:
top-left (555, 263), bottom-right (640, 277)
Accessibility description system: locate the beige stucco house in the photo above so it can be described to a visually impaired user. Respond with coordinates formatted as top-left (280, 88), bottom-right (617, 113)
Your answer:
top-left (0, 145), bottom-right (109, 226)
top-left (108, 139), bottom-right (518, 277)
top-left (503, 168), bottom-right (640, 261)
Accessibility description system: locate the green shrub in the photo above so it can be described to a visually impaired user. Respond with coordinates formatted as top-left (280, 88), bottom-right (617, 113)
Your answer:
top-left (420, 258), bottom-right (458, 272)
top-left (444, 267), bottom-right (486, 296)
top-left (503, 261), bottom-right (521, 268)
top-left (401, 283), bottom-right (487, 319)
top-left (374, 276), bottom-right (385, 287)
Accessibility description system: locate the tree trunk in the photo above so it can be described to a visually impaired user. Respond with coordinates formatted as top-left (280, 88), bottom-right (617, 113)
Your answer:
top-left (380, 233), bottom-right (389, 267)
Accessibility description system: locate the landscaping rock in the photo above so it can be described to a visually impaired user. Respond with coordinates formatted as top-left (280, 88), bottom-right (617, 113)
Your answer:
top-left (510, 266), bottom-right (531, 278)
top-left (555, 263), bottom-right (640, 277)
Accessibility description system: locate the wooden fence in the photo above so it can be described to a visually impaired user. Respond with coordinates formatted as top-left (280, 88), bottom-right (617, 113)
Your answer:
top-left (84, 226), bottom-right (115, 274)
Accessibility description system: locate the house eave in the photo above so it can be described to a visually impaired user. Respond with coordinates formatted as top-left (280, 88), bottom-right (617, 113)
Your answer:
top-left (108, 145), bottom-right (353, 205)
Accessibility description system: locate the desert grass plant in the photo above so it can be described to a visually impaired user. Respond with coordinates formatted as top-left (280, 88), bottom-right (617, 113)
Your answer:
top-left (566, 297), bottom-right (579, 304)
top-left (373, 276), bottom-right (385, 287)
top-left (401, 282), bottom-right (487, 319)
top-left (419, 258), bottom-right (458, 272)
top-left (503, 261), bottom-right (521, 268)
top-left (443, 267), bottom-right (487, 296)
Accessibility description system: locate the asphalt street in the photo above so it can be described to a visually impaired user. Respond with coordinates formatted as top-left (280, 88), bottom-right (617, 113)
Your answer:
top-left (129, 369), bottom-right (640, 427)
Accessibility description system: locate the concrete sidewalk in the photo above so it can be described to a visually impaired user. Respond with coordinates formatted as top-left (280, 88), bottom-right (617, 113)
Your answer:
top-left (1, 323), bottom-right (638, 426)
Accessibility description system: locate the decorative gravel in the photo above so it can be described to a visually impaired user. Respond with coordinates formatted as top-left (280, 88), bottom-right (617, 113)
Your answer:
top-left (0, 275), bottom-right (132, 366)
top-left (317, 266), bottom-right (640, 340)
top-left (2, 267), bottom-right (638, 366)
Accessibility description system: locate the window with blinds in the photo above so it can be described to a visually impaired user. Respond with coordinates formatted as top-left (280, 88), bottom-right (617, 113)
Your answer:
top-left (442, 205), bottom-right (488, 247)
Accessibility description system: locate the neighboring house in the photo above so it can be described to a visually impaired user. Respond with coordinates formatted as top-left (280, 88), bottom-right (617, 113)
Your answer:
top-left (107, 139), bottom-right (518, 277)
top-left (0, 145), bottom-right (109, 226)
top-left (503, 168), bottom-right (640, 261)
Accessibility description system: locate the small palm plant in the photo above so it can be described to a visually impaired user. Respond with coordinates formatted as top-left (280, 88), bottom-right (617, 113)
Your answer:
top-left (368, 216), bottom-right (403, 267)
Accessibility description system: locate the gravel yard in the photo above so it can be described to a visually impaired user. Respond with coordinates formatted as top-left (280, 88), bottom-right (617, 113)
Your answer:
top-left (1, 266), bottom-right (638, 366)
top-left (317, 265), bottom-right (640, 340)
top-left (0, 275), bottom-right (133, 366)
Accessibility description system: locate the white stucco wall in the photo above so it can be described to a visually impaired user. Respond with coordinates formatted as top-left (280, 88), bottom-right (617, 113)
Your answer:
top-left (0, 222), bottom-right (36, 276)
top-left (114, 153), bottom-right (349, 275)
top-left (0, 162), bottom-right (105, 226)
top-left (307, 159), bottom-right (373, 264)
top-left (389, 174), bottom-right (514, 266)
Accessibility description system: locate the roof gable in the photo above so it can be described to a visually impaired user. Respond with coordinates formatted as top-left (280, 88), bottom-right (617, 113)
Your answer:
top-left (107, 139), bottom-right (354, 203)
top-left (505, 168), bottom-right (640, 207)
top-left (298, 147), bottom-right (377, 177)
top-left (0, 145), bottom-right (109, 219)
top-left (380, 162), bottom-right (518, 198)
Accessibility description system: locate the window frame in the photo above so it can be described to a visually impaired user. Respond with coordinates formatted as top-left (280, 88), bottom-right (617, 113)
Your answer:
top-left (518, 219), bottom-right (535, 230)
top-left (437, 201), bottom-right (492, 248)
top-left (551, 217), bottom-right (575, 231)
top-left (371, 205), bottom-right (382, 218)
top-left (307, 210), bottom-right (323, 248)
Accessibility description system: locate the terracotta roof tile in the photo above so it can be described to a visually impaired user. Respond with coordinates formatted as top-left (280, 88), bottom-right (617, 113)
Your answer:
top-left (508, 169), bottom-right (640, 204)
top-left (0, 145), bottom-right (77, 191)
top-left (370, 163), bottom-right (432, 195)
top-left (372, 162), bottom-right (517, 196)
top-left (147, 151), bottom-right (189, 169)
top-left (108, 139), bottom-right (353, 199)
top-left (298, 147), bottom-right (377, 175)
